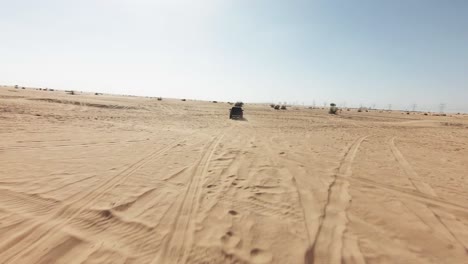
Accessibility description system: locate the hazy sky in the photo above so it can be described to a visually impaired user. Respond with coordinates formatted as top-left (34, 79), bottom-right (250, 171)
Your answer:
top-left (2, 0), bottom-right (467, 112)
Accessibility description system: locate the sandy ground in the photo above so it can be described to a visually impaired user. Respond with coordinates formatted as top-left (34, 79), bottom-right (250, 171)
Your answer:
top-left (1, 86), bottom-right (468, 264)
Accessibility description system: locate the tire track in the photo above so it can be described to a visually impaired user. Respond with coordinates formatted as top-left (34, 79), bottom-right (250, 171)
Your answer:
top-left (194, 134), bottom-right (253, 220)
top-left (389, 137), bottom-right (468, 252)
top-left (306, 136), bottom-right (368, 264)
top-left (263, 137), bottom-right (314, 245)
top-left (0, 136), bottom-right (189, 263)
top-left (245, 129), bottom-right (307, 223)
top-left (389, 137), bottom-right (437, 196)
top-left (153, 131), bottom-right (226, 264)
top-left (349, 177), bottom-right (468, 214)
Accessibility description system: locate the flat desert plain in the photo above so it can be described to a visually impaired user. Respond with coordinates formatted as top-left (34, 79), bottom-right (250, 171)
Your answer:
top-left (1, 86), bottom-right (468, 264)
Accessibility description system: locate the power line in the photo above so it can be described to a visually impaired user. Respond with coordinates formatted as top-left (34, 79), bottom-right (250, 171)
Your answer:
top-left (439, 103), bottom-right (446, 113)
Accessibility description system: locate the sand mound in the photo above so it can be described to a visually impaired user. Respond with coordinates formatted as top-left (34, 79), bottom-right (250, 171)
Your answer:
top-left (29, 98), bottom-right (136, 110)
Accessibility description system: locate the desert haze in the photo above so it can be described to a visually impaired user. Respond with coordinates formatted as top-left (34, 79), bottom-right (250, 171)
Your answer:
top-left (0, 86), bottom-right (467, 264)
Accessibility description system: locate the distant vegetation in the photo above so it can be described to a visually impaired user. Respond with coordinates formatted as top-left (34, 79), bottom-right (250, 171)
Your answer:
top-left (357, 107), bottom-right (368, 112)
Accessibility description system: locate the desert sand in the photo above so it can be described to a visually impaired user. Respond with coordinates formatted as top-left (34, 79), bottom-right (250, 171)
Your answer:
top-left (1, 86), bottom-right (467, 264)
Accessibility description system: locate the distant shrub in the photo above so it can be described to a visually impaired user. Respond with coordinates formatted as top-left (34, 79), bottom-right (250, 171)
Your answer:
top-left (443, 122), bottom-right (463, 127)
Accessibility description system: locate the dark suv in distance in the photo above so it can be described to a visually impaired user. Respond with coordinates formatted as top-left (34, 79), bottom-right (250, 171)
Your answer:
top-left (229, 106), bottom-right (243, 119)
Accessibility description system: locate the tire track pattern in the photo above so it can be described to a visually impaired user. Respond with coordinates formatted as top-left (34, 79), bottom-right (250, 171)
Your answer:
top-left (389, 137), bottom-right (437, 196)
top-left (0, 137), bottom-right (187, 263)
top-left (390, 137), bottom-right (468, 253)
top-left (306, 136), bottom-right (367, 264)
top-left (154, 132), bottom-right (225, 264)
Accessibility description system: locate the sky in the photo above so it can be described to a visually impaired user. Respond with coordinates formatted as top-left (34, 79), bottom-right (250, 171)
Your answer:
top-left (1, 0), bottom-right (467, 112)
